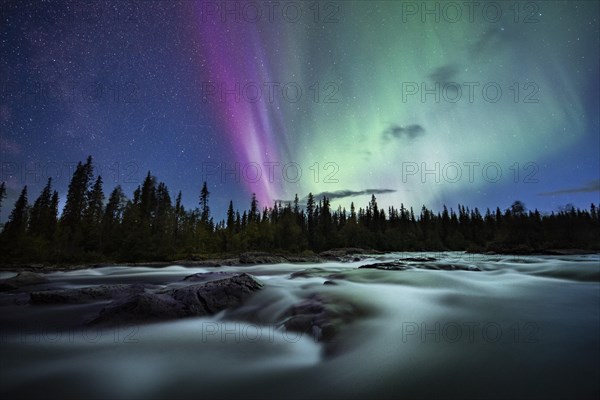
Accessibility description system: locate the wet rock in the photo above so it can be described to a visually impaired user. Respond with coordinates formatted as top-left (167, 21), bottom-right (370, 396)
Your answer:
top-left (239, 252), bottom-right (288, 265)
top-left (91, 273), bottom-right (263, 326)
top-left (284, 254), bottom-right (323, 263)
top-left (359, 262), bottom-right (409, 271)
top-left (319, 248), bottom-right (375, 261)
top-left (323, 280), bottom-right (337, 286)
top-left (400, 257), bottom-right (437, 262)
top-left (171, 273), bottom-right (263, 315)
top-left (290, 267), bottom-right (331, 279)
top-left (421, 264), bottom-right (481, 271)
top-left (93, 292), bottom-right (188, 325)
top-left (181, 271), bottom-right (238, 282)
top-left (280, 293), bottom-right (371, 357)
top-left (30, 284), bottom-right (149, 304)
top-left (359, 261), bottom-right (480, 272)
top-left (281, 294), bottom-right (337, 342)
top-left (0, 271), bottom-right (48, 291)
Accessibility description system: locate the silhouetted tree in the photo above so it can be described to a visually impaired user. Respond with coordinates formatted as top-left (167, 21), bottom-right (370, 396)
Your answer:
top-left (1, 157), bottom-right (599, 262)
top-left (29, 178), bottom-right (58, 241)
top-left (0, 186), bottom-right (29, 259)
top-left (102, 185), bottom-right (127, 255)
top-left (200, 182), bottom-right (210, 224)
top-left (59, 156), bottom-right (94, 257)
top-left (82, 176), bottom-right (105, 252)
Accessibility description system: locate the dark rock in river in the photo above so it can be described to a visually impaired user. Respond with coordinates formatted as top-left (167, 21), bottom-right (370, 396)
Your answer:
top-left (0, 271), bottom-right (48, 291)
top-left (238, 252), bottom-right (288, 265)
top-left (319, 248), bottom-right (377, 262)
top-left (91, 273), bottom-right (263, 326)
top-left (93, 292), bottom-right (188, 325)
top-left (171, 273), bottom-right (263, 315)
top-left (359, 262), bottom-right (410, 271)
top-left (400, 257), bottom-right (437, 262)
top-left (30, 284), bottom-right (149, 304)
top-left (290, 267), bottom-right (331, 279)
top-left (280, 293), bottom-right (372, 357)
top-left (181, 271), bottom-right (238, 282)
top-left (359, 261), bottom-right (481, 272)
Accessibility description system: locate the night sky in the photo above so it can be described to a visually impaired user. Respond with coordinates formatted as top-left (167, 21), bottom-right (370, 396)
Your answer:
top-left (1, 1), bottom-right (598, 221)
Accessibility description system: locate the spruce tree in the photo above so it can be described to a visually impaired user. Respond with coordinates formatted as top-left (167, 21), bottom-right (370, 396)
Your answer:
top-left (1, 186), bottom-right (29, 260)
top-left (60, 156), bottom-right (93, 257)
top-left (102, 185), bottom-right (126, 254)
top-left (200, 182), bottom-right (210, 224)
top-left (249, 193), bottom-right (258, 223)
top-left (29, 178), bottom-right (57, 241)
top-left (226, 201), bottom-right (235, 231)
top-left (4, 186), bottom-right (29, 237)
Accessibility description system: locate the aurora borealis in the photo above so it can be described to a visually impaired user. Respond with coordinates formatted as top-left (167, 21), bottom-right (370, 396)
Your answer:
top-left (1, 1), bottom-right (598, 218)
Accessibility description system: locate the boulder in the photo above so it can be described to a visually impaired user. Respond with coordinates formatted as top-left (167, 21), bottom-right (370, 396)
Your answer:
top-left (238, 252), bottom-right (288, 264)
top-left (91, 273), bottom-right (263, 326)
top-left (30, 284), bottom-right (149, 304)
top-left (0, 271), bottom-right (48, 291)
top-left (358, 262), bottom-right (409, 271)
top-left (92, 292), bottom-right (188, 325)
top-left (319, 248), bottom-right (372, 261)
top-left (280, 293), bottom-right (370, 350)
top-left (181, 271), bottom-right (238, 282)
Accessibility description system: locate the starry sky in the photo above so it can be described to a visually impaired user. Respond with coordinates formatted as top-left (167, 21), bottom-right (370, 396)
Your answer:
top-left (1, 1), bottom-right (598, 221)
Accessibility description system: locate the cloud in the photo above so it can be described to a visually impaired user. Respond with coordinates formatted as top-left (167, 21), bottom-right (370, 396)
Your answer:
top-left (429, 64), bottom-right (459, 83)
top-left (538, 180), bottom-right (600, 196)
top-left (276, 189), bottom-right (398, 205)
top-left (383, 124), bottom-right (425, 142)
top-left (302, 189), bottom-right (397, 203)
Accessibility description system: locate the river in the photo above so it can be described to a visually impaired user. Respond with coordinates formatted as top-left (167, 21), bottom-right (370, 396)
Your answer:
top-left (1, 252), bottom-right (599, 399)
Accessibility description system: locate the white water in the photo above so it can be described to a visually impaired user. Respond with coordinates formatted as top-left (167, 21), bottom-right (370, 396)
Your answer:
top-left (1, 252), bottom-right (599, 399)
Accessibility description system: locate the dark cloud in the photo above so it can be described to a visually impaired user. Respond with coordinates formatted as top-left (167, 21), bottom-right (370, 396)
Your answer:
top-left (383, 124), bottom-right (425, 142)
top-left (429, 64), bottom-right (459, 83)
top-left (538, 180), bottom-right (600, 196)
top-left (278, 189), bottom-right (397, 205)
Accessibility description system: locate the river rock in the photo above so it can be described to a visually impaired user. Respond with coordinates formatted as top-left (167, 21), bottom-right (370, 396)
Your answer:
top-left (30, 284), bottom-right (149, 304)
top-left (319, 248), bottom-right (376, 261)
top-left (0, 271), bottom-right (49, 291)
top-left (280, 293), bottom-right (370, 354)
top-left (359, 261), bottom-right (480, 271)
top-left (91, 273), bottom-right (263, 326)
top-left (238, 252), bottom-right (288, 265)
top-left (290, 267), bottom-right (331, 279)
top-left (181, 271), bottom-right (238, 282)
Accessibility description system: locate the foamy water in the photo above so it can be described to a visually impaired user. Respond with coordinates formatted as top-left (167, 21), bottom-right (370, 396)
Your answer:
top-left (1, 252), bottom-right (599, 399)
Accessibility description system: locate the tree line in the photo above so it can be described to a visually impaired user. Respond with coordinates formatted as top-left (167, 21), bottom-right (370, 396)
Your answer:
top-left (0, 157), bottom-right (598, 263)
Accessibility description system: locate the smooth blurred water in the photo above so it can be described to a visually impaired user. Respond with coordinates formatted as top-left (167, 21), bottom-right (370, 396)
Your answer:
top-left (1, 252), bottom-right (599, 399)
